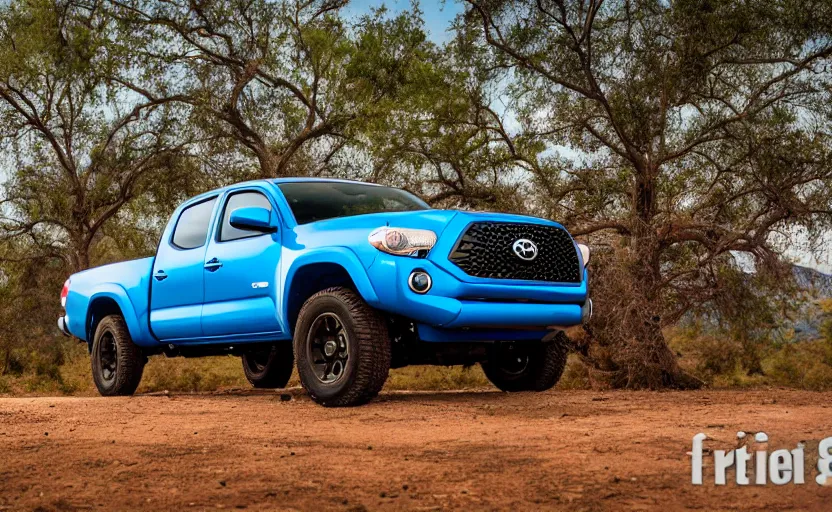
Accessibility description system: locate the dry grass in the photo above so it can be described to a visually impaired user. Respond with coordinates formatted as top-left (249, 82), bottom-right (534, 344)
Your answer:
top-left (0, 341), bottom-right (492, 396)
top-left (667, 327), bottom-right (832, 391)
top-left (3, 331), bottom-right (832, 396)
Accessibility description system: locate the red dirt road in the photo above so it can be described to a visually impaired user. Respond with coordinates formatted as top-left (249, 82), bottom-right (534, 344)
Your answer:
top-left (1, 389), bottom-right (831, 511)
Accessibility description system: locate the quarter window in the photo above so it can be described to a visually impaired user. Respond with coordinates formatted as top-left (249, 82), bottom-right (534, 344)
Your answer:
top-left (219, 191), bottom-right (273, 242)
top-left (171, 198), bottom-right (217, 250)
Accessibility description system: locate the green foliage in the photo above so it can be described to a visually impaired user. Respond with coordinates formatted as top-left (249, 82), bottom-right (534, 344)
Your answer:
top-left (2, 0), bottom-right (832, 394)
top-left (428, 0), bottom-right (832, 388)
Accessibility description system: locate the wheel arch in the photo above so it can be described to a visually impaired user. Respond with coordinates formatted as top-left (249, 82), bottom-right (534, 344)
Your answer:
top-left (86, 286), bottom-right (139, 347)
top-left (282, 249), bottom-right (379, 335)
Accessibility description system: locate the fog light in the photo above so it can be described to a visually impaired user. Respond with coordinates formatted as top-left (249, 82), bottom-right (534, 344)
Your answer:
top-left (408, 270), bottom-right (432, 294)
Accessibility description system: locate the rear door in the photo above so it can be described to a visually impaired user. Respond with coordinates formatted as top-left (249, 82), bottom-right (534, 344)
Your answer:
top-left (150, 196), bottom-right (218, 340)
top-left (200, 188), bottom-right (283, 337)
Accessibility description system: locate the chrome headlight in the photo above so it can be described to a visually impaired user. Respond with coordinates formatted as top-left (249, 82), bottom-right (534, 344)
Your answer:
top-left (577, 243), bottom-right (590, 267)
top-left (368, 227), bottom-right (437, 256)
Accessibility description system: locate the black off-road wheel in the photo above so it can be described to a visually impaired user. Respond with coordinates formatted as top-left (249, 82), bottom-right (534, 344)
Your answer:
top-left (294, 287), bottom-right (390, 407)
top-left (91, 315), bottom-right (145, 396)
top-left (242, 342), bottom-right (293, 388)
top-left (481, 332), bottom-right (569, 392)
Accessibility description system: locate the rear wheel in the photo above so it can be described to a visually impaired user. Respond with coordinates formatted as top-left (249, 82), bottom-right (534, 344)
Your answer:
top-left (294, 287), bottom-right (390, 407)
top-left (481, 333), bottom-right (569, 392)
top-left (242, 342), bottom-right (293, 388)
top-left (91, 315), bottom-right (145, 396)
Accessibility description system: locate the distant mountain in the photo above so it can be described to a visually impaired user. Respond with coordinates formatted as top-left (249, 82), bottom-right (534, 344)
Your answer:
top-left (792, 265), bottom-right (832, 297)
top-left (789, 266), bottom-right (831, 340)
top-left (685, 264), bottom-right (831, 340)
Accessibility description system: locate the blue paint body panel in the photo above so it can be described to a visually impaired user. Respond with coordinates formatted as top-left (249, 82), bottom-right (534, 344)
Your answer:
top-left (62, 178), bottom-right (590, 348)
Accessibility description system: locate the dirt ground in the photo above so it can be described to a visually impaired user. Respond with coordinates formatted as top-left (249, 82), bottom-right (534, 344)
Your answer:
top-left (1, 389), bottom-right (831, 511)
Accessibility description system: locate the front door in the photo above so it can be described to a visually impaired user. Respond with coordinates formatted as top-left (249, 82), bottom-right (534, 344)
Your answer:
top-left (201, 189), bottom-right (283, 337)
top-left (150, 196), bottom-right (218, 340)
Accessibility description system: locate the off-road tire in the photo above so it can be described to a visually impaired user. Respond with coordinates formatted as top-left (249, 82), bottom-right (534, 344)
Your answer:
top-left (91, 315), bottom-right (145, 396)
top-left (294, 287), bottom-right (390, 407)
top-left (242, 342), bottom-right (293, 388)
top-left (481, 332), bottom-right (569, 392)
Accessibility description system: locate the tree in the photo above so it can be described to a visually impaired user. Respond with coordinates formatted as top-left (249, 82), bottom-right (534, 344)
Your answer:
top-left (450, 0), bottom-right (832, 387)
top-left (0, 0), bottom-right (198, 272)
top-left (109, 0), bottom-right (437, 178)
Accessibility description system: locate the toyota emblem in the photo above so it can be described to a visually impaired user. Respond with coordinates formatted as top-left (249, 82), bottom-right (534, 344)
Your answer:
top-left (512, 238), bottom-right (538, 261)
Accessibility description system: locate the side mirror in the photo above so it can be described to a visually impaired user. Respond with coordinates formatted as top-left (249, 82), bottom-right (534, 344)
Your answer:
top-left (229, 207), bottom-right (277, 233)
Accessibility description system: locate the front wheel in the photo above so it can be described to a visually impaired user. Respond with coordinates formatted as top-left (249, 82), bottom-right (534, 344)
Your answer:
top-left (91, 315), bottom-right (145, 396)
top-left (294, 287), bottom-right (390, 407)
top-left (481, 333), bottom-right (569, 392)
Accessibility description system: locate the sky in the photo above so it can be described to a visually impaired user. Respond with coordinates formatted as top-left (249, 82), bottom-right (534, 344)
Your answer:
top-left (344, 0), bottom-right (462, 42)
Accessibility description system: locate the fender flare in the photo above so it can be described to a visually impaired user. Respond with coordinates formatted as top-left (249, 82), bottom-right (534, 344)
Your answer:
top-left (86, 284), bottom-right (143, 343)
top-left (280, 247), bottom-right (380, 322)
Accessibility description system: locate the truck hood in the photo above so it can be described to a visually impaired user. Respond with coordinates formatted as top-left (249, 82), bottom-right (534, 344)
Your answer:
top-left (290, 209), bottom-right (459, 247)
top-left (290, 208), bottom-right (567, 241)
top-left (289, 208), bottom-right (572, 270)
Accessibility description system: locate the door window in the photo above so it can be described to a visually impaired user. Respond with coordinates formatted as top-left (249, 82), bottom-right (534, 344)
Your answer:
top-left (171, 198), bottom-right (217, 250)
top-left (219, 191), bottom-right (273, 242)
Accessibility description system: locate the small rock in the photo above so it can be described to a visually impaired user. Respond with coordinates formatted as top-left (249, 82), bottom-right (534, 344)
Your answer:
top-left (402, 484), bottom-right (409, 491)
top-left (279, 394), bottom-right (292, 402)
top-left (367, 446), bottom-right (373, 450)
top-left (219, 481), bottom-right (227, 487)
top-left (44, 432), bottom-right (48, 436)
top-left (290, 452), bottom-right (295, 456)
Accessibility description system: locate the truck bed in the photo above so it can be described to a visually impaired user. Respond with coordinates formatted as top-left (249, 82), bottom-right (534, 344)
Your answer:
top-left (64, 257), bottom-right (156, 344)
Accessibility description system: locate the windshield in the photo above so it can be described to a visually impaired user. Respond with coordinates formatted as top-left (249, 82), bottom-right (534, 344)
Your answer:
top-left (277, 181), bottom-right (430, 225)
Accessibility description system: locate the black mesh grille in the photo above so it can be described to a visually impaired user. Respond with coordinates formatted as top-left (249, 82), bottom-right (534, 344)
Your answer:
top-left (448, 222), bottom-right (581, 283)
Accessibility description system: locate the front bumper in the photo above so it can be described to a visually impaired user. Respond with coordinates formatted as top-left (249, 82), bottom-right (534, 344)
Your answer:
top-left (57, 315), bottom-right (71, 337)
top-left (366, 254), bottom-right (590, 332)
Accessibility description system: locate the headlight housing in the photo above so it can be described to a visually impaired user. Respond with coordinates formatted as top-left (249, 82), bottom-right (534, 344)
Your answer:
top-left (577, 243), bottom-right (590, 267)
top-left (368, 227), bottom-right (437, 256)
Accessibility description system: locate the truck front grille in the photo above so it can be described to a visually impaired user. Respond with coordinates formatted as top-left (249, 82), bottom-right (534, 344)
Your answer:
top-left (448, 222), bottom-right (581, 283)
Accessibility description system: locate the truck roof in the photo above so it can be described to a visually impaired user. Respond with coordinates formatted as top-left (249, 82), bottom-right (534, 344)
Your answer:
top-left (271, 177), bottom-right (383, 186)
top-left (183, 177), bottom-right (387, 206)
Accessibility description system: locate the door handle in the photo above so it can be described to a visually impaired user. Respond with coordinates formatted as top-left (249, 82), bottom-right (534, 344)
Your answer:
top-left (154, 270), bottom-right (168, 282)
top-left (204, 258), bottom-right (223, 271)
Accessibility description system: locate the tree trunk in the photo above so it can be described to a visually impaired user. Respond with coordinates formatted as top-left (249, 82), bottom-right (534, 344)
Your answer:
top-left (69, 237), bottom-right (90, 273)
top-left (579, 164), bottom-right (703, 389)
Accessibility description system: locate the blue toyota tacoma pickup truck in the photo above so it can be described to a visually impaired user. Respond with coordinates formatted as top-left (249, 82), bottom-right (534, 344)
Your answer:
top-left (58, 178), bottom-right (591, 406)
